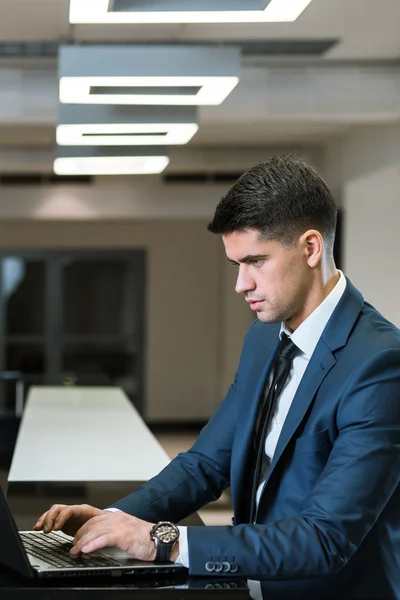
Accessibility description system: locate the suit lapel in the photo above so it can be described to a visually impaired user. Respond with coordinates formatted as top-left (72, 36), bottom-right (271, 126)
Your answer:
top-left (265, 340), bottom-right (335, 481)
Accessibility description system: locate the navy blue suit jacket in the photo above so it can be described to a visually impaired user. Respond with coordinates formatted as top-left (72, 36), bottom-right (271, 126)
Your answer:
top-left (112, 280), bottom-right (400, 599)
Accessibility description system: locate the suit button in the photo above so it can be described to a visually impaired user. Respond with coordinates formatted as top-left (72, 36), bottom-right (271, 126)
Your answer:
top-left (205, 561), bottom-right (215, 572)
top-left (230, 562), bottom-right (239, 573)
top-left (222, 561), bottom-right (231, 573)
top-left (214, 561), bottom-right (223, 573)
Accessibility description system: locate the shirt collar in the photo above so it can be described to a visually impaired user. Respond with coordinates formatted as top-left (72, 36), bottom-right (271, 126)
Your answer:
top-left (280, 270), bottom-right (347, 359)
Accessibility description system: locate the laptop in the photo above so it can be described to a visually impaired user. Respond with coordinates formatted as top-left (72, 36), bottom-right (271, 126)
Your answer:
top-left (0, 487), bottom-right (187, 579)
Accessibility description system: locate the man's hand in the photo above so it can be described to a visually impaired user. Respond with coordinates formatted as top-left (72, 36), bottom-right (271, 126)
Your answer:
top-left (33, 504), bottom-right (104, 537)
top-left (69, 511), bottom-right (157, 561)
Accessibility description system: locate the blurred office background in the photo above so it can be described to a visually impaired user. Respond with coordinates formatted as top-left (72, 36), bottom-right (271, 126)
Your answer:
top-left (0, 2), bottom-right (399, 525)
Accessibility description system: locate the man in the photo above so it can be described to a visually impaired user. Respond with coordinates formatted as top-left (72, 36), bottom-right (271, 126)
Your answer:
top-left (34, 156), bottom-right (400, 599)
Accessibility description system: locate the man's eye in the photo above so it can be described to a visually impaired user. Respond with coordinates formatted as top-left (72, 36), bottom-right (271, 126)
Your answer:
top-left (251, 259), bottom-right (264, 267)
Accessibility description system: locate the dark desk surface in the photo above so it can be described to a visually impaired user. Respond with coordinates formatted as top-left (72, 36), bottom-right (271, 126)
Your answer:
top-left (0, 566), bottom-right (250, 599)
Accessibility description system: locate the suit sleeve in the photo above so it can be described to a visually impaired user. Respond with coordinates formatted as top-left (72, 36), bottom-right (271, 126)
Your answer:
top-left (186, 348), bottom-right (400, 580)
top-left (109, 321), bottom-right (258, 523)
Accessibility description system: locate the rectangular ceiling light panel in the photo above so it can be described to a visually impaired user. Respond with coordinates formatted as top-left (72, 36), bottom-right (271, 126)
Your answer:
top-left (57, 104), bottom-right (198, 146)
top-left (70, 0), bottom-right (313, 23)
top-left (59, 46), bottom-right (240, 106)
top-left (54, 156), bottom-right (170, 175)
top-left (56, 123), bottom-right (198, 145)
top-left (60, 76), bottom-right (238, 106)
top-left (54, 146), bottom-right (170, 175)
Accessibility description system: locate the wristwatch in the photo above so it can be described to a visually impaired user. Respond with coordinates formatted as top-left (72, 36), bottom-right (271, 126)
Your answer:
top-left (150, 521), bottom-right (180, 563)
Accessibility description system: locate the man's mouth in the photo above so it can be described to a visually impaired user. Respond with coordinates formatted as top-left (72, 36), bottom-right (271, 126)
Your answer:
top-left (247, 299), bottom-right (264, 310)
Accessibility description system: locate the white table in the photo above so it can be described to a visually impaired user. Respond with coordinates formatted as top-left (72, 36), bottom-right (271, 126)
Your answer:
top-left (8, 387), bottom-right (170, 483)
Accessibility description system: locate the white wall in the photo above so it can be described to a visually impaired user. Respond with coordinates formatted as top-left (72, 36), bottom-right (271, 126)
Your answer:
top-left (344, 164), bottom-right (400, 327)
top-left (0, 178), bottom-right (225, 220)
top-left (326, 124), bottom-right (400, 327)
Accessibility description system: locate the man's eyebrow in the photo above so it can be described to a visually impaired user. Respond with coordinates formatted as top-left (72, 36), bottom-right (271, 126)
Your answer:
top-left (227, 254), bottom-right (267, 264)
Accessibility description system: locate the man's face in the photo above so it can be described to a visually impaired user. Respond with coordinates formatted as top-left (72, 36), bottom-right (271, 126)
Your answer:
top-left (223, 228), bottom-right (312, 328)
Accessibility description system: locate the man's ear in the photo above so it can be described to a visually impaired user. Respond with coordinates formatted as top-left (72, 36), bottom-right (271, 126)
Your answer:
top-left (300, 230), bottom-right (323, 268)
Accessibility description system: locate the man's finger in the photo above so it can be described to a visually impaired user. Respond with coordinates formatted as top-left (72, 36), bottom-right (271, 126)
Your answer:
top-left (80, 533), bottom-right (113, 555)
top-left (33, 512), bottom-right (48, 530)
top-left (71, 528), bottom-right (110, 555)
top-left (42, 505), bottom-right (68, 532)
top-left (48, 505), bottom-right (80, 532)
top-left (53, 510), bottom-right (73, 531)
top-left (72, 514), bottom-right (107, 546)
top-left (33, 505), bottom-right (63, 530)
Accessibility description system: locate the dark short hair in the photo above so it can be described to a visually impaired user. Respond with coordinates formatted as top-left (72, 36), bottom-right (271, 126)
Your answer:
top-left (207, 155), bottom-right (337, 252)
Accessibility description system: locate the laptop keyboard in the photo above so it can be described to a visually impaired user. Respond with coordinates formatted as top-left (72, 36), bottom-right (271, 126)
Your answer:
top-left (20, 531), bottom-right (121, 569)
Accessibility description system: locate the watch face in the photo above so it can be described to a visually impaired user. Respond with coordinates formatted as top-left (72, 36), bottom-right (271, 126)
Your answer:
top-left (156, 524), bottom-right (179, 544)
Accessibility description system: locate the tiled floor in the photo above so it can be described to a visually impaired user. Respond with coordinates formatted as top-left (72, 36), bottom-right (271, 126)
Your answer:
top-left (0, 431), bottom-right (233, 527)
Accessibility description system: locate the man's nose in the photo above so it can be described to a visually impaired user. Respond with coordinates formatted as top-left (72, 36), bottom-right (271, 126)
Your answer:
top-left (235, 266), bottom-right (255, 295)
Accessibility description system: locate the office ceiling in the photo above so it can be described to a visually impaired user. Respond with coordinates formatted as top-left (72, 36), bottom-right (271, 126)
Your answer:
top-left (0, 0), bottom-right (399, 170)
top-left (0, 0), bottom-right (399, 60)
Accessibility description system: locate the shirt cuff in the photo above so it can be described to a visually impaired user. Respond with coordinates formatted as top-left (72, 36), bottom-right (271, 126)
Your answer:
top-left (175, 526), bottom-right (189, 567)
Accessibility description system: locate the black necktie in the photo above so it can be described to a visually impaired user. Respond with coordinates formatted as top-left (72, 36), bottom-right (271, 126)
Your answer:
top-left (249, 333), bottom-right (298, 522)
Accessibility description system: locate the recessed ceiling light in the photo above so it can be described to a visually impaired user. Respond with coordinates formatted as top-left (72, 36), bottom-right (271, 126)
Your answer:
top-left (57, 104), bottom-right (199, 146)
top-left (59, 46), bottom-right (240, 106)
top-left (70, 0), bottom-right (313, 24)
top-left (60, 76), bottom-right (239, 106)
top-left (54, 156), bottom-right (170, 175)
top-left (57, 123), bottom-right (199, 146)
top-left (54, 146), bottom-right (170, 175)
